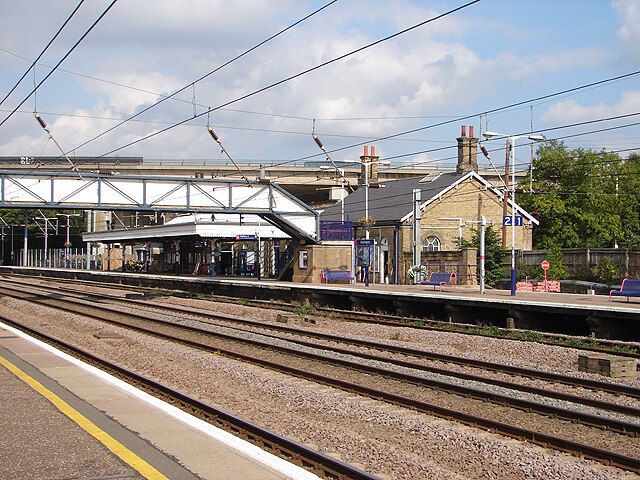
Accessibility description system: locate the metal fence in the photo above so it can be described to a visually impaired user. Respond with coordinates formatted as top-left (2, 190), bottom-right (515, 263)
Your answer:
top-left (15, 248), bottom-right (101, 270)
top-left (521, 248), bottom-right (640, 279)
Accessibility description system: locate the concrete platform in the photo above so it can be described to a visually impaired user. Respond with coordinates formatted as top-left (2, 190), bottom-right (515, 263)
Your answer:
top-left (0, 324), bottom-right (320, 480)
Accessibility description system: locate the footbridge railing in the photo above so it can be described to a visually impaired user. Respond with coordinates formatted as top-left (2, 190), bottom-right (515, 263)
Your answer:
top-left (0, 171), bottom-right (319, 243)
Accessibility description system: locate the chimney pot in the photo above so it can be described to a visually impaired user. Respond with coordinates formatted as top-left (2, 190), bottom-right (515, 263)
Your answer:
top-left (461, 125), bottom-right (466, 137)
top-left (469, 125), bottom-right (474, 138)
top-left (364, 145), bottom-right (369, 157)
top-left (371, 146), bottom-right (375, 157)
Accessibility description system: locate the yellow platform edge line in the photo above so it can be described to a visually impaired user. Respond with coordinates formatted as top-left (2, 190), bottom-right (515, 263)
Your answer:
top-left (0, 355), bottom-right (169, 480)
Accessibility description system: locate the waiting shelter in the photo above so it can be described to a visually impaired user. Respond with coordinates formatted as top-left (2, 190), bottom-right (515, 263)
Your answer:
top-left (82, 213), bottom-right (292, 278)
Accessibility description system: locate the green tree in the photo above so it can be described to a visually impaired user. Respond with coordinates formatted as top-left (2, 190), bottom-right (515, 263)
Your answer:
top-left (519, 141), bottom-right (636, 248)
top-left (460, 225), bottom-right (507, 286)
top-left (615, 152), bottom-right (640, 248)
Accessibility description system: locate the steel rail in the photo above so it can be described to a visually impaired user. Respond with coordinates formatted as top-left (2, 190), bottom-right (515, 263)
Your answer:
top-left (0, 316), bottom-right (379, 480)
top-left (7, 277), bottom-right (638, 401)
top-left (4, 273), bottom-right (639, 358)
top-left (2, 314), bottom-right (638, 474)
top-left (2, 284), bottom-right (639, 438)
top-left (1, 282), bottom-right (639, 427)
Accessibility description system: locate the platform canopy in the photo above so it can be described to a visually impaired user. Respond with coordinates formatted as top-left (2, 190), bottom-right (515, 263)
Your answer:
top-left (82, 213), bottom-right (291, 243)
top-left (0, 171), bottom-right (318, 243)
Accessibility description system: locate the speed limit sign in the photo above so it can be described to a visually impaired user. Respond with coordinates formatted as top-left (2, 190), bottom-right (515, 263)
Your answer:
top-left (541, 260), bottom-right (550, 271)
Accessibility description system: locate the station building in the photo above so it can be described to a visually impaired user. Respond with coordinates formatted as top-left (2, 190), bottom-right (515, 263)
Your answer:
top-left (312, 126), bottom-right (538, 285)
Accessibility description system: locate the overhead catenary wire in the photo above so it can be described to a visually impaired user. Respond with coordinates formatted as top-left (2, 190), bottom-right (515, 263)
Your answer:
top-left (290, 70), bottom-right (640, 165)
top-left (90, 0), bottom-right (481, 160)
top-left (261, 112), bottom-right (640, 184)
top-left (33, 112), bottom-right (83, 179)
top-left (0, 1), bottom-right (86, 109)
top-left (0, 0), bottom-right (118, 130)
top-left (68, 0), bottom-right (339, 155)
top-left (206, 124), bottom-right (251, 187)
top-left (4, 4), bottom-right (639, 188)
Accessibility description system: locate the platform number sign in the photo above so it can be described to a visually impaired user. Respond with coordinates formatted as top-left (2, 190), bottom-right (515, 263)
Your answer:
top-left (541, 260), bottom-right (550, 271)
top-left (503, 215), bottom-right (524, 226)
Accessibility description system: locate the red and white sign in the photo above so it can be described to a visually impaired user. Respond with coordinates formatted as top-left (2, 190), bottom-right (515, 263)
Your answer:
top-left (541, 260), bottom-right (550, 271)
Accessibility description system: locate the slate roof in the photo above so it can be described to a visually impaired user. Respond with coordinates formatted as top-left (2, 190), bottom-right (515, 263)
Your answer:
top-left (319, 171), bottom-right (539, 225)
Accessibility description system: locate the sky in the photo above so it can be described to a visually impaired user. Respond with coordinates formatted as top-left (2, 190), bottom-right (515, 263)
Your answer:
top-left (0, 0), bottom-right (639, 176)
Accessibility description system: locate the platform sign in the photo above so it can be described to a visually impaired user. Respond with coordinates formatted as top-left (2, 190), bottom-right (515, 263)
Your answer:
top-left (541, 260), bottom-right (550, 292)
top-left (356, 239), bottom-right (375, 246)
top-left (503, 215), bottom-right (523, 226)
top-left (235, 234), bottom-right (257, 240)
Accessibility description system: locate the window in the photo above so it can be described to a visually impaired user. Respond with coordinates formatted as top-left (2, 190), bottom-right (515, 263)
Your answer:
top-left (298, 250), bottom-right (308, 269)
top-left (423, 236), bottom-right (441, 252)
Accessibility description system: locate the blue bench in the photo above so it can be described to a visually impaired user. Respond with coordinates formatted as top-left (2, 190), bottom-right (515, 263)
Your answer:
top-left (321, 269), bottom-right (355, 284)
top-left (609, 279), bottom-right (640, 302)
top-left (420, 272), bottom-right (456, 291)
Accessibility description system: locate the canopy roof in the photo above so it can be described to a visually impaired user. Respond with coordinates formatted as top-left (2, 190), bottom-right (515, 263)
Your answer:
top-left (82, 213), bottom-right (290, 243)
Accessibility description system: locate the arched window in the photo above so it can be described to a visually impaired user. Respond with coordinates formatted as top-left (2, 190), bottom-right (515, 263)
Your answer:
top-left (423, 236), bottom-right (441, 252)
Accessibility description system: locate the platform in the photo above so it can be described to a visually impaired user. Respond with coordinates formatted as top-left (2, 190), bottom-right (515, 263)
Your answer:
top-left (0, 323), bottom-right (320, 480)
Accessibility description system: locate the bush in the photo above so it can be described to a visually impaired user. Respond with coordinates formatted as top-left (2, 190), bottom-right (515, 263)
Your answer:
top-left (516, 263), bottom-right (540, 281)
top-left (459, 226), bottom-right (507, 286)
top-left (544, 246), bottom-right (568, 280)
top-left (517, 247), bottom-right (568, 281)
top-left (595, 258), bottom-right (619, 284)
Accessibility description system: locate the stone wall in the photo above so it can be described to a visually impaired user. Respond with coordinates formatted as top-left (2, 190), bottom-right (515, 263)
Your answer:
top-left (292, 242), bottom-right (353, 284)
top-left (402, 248), bottom-right (478, 285)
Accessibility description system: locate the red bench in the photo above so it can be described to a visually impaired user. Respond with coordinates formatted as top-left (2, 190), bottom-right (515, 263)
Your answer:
top-left (419, 272), bottom-right (456, 291)
top-left (321, 269), bottom-right (355, 284)
top-left (609, 279), bottom-right (640, 302)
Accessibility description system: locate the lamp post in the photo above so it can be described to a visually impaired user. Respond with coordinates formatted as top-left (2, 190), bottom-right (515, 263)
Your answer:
top-left (482, 131), bottom-right (544, 296)
top-left (312, 133), bottom-right (355, 220)
top-left (57, 213), bottom-right (80, 268)
top-left (34, 214), bottom-right (56, 267)
top-left (0, 217), bottom-right (8, 266)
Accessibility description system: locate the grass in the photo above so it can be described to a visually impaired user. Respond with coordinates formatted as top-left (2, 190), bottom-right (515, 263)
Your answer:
top-left (292, 305), bottom-right (315, 316)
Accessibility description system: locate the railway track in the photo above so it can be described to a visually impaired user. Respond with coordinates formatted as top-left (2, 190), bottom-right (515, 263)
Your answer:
top-left (5, 276), bottom-right (640, 404)
top-left (0, 317), bottom-right (377, 480)
top-left (0, 278), bottom-right (639, 473)
top-left (5, 273), bottom-right (639, 358)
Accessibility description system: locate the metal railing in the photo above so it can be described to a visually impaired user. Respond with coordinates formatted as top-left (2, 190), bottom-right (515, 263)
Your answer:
top-left (16, 248), bottom-right (101, 270)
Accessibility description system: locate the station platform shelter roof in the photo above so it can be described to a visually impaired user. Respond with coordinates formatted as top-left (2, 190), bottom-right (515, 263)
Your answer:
top-left (82, 214), bottom-right (291, 244)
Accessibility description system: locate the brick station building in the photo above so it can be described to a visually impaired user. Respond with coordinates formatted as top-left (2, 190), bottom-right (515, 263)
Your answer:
top-left (316, 126), bottom-right (538, 285)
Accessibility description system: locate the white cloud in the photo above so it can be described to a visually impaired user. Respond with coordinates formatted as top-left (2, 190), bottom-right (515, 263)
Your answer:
top-left (540, 90), bottom-right (640, 125)
top-left (614, 0), bottom-right (640, 61)
top-left (1, 1), bottom-right (638, 163)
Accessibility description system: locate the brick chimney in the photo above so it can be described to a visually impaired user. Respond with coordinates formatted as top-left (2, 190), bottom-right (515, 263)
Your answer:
top-left (359, 145), bottom-right (380, 184)
top-left (456, 125), bottom-right (478, 173)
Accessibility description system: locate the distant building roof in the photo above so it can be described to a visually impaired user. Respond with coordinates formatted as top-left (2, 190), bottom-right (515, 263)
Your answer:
top-left (0, 156), bottom-right (142, 166)
top-left (320, 171), bottom-right (539, 225)
top-left (83, 213), bottom-right (290, 243)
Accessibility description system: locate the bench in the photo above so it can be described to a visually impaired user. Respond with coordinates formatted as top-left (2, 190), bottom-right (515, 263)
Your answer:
top-left (321, 269), bottom-right (355, 284)
top-left (609, 278), bottom-right (640, 302)
top-left (420, 272), bottom-right (456, 291)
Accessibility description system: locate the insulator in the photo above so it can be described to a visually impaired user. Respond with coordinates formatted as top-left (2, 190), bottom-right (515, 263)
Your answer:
top-left (313, 134), bottom-right (323, 149)
top-left (35, 113), bottom-right (47, 130)
top-left (207, 126), bottom-right (219, 141)
top-left (480, 145), bottom-right (490, 158)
